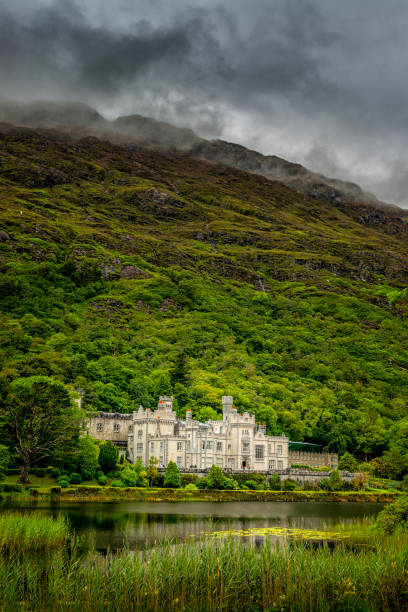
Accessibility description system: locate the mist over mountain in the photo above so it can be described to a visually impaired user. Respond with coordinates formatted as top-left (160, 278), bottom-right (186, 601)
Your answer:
top-left (1, 99), bottom-right (403, 215)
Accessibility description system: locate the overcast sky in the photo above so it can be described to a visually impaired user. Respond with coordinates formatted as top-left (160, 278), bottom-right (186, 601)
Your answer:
top-left (1, 0), bottom-right (408, 206)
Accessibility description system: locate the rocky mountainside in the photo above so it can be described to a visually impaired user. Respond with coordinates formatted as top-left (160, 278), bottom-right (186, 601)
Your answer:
top-left (0, 100), bottom-right (400, 210)
top-left (0, 121), bottom-right (407, 461)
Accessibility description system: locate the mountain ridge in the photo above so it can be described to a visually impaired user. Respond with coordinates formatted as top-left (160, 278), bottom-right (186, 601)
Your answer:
top-left (0, 99), bottom-right (400, 213)
top-left (0, 122), bottom-right (407, 462)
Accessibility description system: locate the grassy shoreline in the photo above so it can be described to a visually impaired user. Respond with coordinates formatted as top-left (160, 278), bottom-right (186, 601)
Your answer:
top-left (1, 529), bottom-right (408, 610)
top-left (1, 485), bottom-right (399, 503)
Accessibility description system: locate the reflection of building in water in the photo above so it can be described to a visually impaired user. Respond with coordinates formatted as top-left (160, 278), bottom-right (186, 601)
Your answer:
top-left (88, 395), bottom-right (337, 470)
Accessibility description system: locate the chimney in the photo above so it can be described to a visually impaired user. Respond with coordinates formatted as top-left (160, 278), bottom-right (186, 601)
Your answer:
top-left (222, 395), bottom-right (233, 418)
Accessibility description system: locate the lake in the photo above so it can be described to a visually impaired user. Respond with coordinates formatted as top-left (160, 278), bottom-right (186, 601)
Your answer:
top-left (0, 500), bottom-right (383, 551)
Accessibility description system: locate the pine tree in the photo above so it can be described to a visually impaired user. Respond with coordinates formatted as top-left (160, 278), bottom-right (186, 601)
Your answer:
top-left (170, 352), bottom-right (190, 387)
top-left (164, 460), bottom-right (181, 488)
top-left (98, 441), bottom-right (119, 474)
top-left (207, 465), bottom-right (225, 489)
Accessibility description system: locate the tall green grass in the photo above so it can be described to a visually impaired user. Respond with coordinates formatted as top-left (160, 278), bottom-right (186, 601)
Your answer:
top-left (0, 512), bottom-right (69, 551)
top-left (0, 535), bottom-right (408, 610)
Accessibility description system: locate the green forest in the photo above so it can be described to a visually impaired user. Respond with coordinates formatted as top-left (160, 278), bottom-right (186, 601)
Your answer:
top-left (1, 125), bottom-right (408, 477)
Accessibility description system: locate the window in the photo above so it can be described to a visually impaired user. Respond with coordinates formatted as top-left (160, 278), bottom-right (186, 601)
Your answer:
top-left (269, 460), bottom-right (276, 469)
top-left (96, 422), bottom-right (104, 432)
top-left (159, 456), bottom-right (164, 465)
top-left (136, 443), bottom-right (143, 453)
top-left (138, 429), bottom-right (143, 438)
top-left (241, 442), bottom-right (250, 453)
top-left (228, 444), bottom-right (231, 451)
top-left (278, 460), bottom-right (283, 469)
top-left (255, 445), bottom-right (264, 460)
top-left (202, 441), bottom-right (206, 450)
top-left (176, 456), bottom-right (183, 467)
top-left (129, 436), bottom-right (134, 444)
top-left (268, 444), bottom-right (272, 454)
top-left (207, 440), bottom-right (213, 449)
top-left (217, 442), bottom-right (222, 451)
top-left (128, 425), bottom-right (133, 432)
top-left (160, 441), bottom-right (164, 450)
top-left (277, 445), bottom-right (282, 456)
top-left (177, 442), bottom-right (183, 450)
top-left (150, 442), bottom-right (154, 451)
top-left (242, 429), bottom-right (249, 436)
top-left (113, 423), bottom-right (120, 432)
top-left (228, 458), bottom-right (235, 468)
top-left (187, 440), bottom-right (191, 450)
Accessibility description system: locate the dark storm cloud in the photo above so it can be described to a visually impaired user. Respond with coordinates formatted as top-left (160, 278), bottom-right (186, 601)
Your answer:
top-left (1, 0), bottom-right (408, 206)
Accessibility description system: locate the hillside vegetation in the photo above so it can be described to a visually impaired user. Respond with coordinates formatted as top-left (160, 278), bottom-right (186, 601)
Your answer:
top-left (1, 123), bottom-right (408, 464)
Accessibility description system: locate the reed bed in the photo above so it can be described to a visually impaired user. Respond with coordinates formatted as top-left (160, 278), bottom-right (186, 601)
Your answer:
top-left (0, 512), bottom-right (69, 551)
top-left (0, 534), bottom-right (408, 611)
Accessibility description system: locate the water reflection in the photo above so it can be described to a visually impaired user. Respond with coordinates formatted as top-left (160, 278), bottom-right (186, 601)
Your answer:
top-left (0, 500), bottom-right (383, 552)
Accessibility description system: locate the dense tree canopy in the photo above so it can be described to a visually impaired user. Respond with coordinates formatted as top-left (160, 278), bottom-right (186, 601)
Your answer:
top-left (2, 376), bottom-right (82, 482)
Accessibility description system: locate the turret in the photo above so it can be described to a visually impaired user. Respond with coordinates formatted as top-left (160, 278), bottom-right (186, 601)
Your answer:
top-left (222, 395), bottom-right (234, 419)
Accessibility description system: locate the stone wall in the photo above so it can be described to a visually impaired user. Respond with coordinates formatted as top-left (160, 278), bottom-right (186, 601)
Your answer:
top-left (160, 467), bottom-right (355, 485)
top-left (289, 451), bottom-right (338, 469)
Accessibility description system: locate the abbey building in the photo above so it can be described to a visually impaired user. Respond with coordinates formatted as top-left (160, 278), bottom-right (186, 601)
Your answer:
top-left (88, 395), bottom-right (338, 471)
top-left (88, 395), bottom-right (290, 470)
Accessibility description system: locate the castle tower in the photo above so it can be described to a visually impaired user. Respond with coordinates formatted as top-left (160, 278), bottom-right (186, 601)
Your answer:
top-left (222, 396), bottom-right (234, 419)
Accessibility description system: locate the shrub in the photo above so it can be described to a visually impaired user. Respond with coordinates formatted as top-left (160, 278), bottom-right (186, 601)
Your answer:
top-left (318, 478), bottom-right (331, 490)
top-left (97, 474), bottom-right (107, 486)
top-left (107, 470), bottom-right (120, 479)
top-left (2, 483), bottom-right (22, 493)
top-left (164, 461), bottom-right (181, 488)
top-left (181, 474), bottom-right (198, 487)
top-left (5, 468), bottom-right (20, 476)
top-left (223, 477), bottom-right (238, 490)
top-left (245, 479), bottom-right (260, 491)
top-left (282, 479), bottom-right (297, 491)
top-left (57, 477), bottom-right (69, 488)
top-left (291, 464), bottom-right (310, 469)
top-left (69, 472), bottom-right (82, 484)
top-left (31, 468), bottom-right (46, 477)
top-left (328, 470), bottom-right (343, 491)
top-left (376, 497), bottom-right (408, 533)
top-left (120, 464), bottom-right (148, 487)
top-left (233, 473), bottom-right (265, 487)
top-left (352, 473), bottom-right (369, 490)
top-left (50, 486), bottom-right (61, 495)
top-left (196, 477), bottom-right (209, 489)
top-left (269, 474), bottom-right (281, 491)
top-left (184, 483), bottom-right (198, 490)
top-left (50, 468), bottom-right (61, 479)
top-left (338, 452), bottom-right (358, 472)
